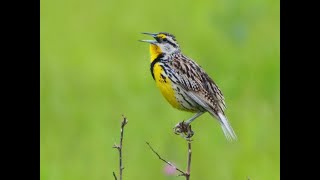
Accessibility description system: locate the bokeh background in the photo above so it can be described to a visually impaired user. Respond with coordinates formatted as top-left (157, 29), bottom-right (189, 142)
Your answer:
top-left (40, 0), bottom-right (279, 179)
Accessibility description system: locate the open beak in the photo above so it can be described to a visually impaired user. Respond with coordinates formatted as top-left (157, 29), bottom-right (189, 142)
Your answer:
top-left (139, 32), bottom-right (158, 44)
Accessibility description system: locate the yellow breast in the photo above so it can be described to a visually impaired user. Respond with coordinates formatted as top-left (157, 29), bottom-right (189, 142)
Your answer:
top-left (149, 44), bottom-right (181, 109)
top-left (153, 63), bottom-right (182, 109)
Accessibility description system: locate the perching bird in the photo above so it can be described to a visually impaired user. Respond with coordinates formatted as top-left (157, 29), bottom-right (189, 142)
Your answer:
top-left (140, 32), bottom-right (237, 141)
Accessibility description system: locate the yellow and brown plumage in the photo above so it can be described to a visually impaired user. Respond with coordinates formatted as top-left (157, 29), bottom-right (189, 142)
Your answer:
top-left (140, 32), bottom-right (237, 141)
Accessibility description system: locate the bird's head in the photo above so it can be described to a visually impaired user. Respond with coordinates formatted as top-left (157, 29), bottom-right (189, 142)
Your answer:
top-left (140, 32), bottom-right (180, 56)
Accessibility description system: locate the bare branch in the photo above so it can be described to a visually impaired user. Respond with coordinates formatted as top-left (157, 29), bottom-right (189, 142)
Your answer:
top-left (186, 139), bottom-right (192, 180)
top-left (113, 172), bottom-right (117, 180)
top-left (113, 115), bottom-right (128, 180)
top-left (146, 122), bottom-right (194, 179)
top-left (146, 142), bottom-right (186, 176)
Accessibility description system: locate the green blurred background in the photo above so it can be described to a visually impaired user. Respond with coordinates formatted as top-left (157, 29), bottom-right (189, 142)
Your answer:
top-left (40, 0), bottom-right (279, 179)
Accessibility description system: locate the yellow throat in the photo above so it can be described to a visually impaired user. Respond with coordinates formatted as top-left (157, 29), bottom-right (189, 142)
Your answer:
top-left (149, 44), bottom-right (162, 62)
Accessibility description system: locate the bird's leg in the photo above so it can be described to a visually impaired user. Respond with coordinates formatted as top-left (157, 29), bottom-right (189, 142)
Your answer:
top-left (185, 112), bottom-right (204, 124)
top-left (173, 112), bottom-right (204, 138)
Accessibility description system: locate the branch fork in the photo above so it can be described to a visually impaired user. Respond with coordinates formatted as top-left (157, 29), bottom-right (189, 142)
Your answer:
top-left (147, 136), bottom-right (193, 180)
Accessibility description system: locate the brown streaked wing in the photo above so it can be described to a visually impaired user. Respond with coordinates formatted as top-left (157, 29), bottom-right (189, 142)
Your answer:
top-left (168, 54), bottom-right (226, 113)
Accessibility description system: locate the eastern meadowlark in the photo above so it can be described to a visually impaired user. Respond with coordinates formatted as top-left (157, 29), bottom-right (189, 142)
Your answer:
top-left (140, 32), bottom-right (237, 141)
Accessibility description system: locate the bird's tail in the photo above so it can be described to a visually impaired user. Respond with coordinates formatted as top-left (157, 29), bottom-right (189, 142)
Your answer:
top-left (217, 112), bottom-right (237, 141)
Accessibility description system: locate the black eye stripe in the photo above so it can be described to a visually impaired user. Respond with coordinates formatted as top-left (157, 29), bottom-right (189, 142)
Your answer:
top-left (166, 39), bottom-right (177, 47)
top-left (156, 35), bottom-right (178, 47)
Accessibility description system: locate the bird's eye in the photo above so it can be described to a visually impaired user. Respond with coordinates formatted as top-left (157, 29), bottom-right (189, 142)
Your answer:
top-left (163, 38), bottom-right (168, 42)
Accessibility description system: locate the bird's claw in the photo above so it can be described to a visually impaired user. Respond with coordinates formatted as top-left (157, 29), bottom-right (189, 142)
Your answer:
top-left (173, 121), bottom-right (194, 138)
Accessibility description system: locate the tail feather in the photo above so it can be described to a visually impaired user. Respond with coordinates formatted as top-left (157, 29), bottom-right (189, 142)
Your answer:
top-left (183, 91), bottom-right (237, 141)
top-left (217, 112), bottom-right (237, 141)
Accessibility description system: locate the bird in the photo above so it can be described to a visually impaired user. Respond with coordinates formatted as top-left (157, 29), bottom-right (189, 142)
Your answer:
top-left (140, 32), bottom-right (237, 141)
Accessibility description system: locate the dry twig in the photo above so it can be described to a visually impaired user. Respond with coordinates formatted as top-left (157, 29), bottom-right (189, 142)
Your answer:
top-left (112, 115), bottom-right (128, 180)
top-left (146, 133), bottom-right (193, 179)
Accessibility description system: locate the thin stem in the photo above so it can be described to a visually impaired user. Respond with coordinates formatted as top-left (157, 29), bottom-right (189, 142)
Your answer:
top-left (146, 142), bottom-right (186, 175)
top-left (113, 115), bottom-right (128, 180)
top-left (119, 117), bottom-right (127, 180)
top-left (147, 122), bottom-right (194, 179)
top-left (113, 172), bottom-right (117, 180)
top-left (186, 139), bottom-right (192, 180)
top-left (146, 139), bottom-right (193, 180)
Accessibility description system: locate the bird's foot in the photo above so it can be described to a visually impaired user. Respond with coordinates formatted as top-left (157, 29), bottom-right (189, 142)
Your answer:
top-left (173, 121), bottom-right (194, 139)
